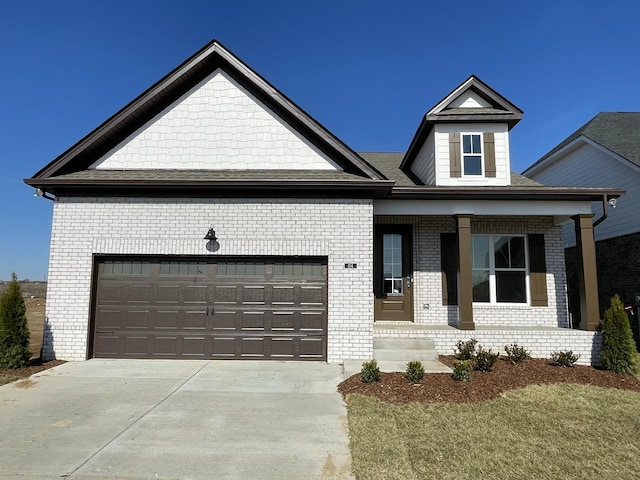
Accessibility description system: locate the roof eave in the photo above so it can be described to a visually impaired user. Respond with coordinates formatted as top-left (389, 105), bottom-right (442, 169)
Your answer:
top-left (387, 186), bottom-right (625, 202)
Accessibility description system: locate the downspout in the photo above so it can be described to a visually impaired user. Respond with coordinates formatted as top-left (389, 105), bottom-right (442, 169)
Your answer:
top-left (592, 194), bottom-right (613, 228)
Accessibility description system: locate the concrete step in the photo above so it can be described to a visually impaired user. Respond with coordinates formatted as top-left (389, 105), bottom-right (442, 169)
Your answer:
top-left (342, 359), bottom-right (452, 379)
top-left (373, 348), bottom-right (439, 362)
top-left (373, 337), bottom-right (435, 350)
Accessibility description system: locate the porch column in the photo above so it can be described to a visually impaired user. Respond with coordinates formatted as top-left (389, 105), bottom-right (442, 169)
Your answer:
top-left (455, 215), bottom-right (475, 330)
top-left (573, 214), bottom-right (600, 330)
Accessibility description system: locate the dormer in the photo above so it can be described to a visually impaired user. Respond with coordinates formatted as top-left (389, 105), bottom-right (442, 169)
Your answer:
top-left (400, 75), bottom-right (523, 186)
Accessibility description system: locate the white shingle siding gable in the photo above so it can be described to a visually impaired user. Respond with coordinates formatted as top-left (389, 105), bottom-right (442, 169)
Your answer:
top-left (528, 141), bottom-right (640, 246)
top-left (449, 91), bottom-right (492, 109)
top-left (44, 197), bottom-right (373, 362)
top-left (435, 123), bottom-right (510, 186)
top-left (409, 131), bottom-right (436, 185)
top-left (90, 70), bottom-right (340, 171)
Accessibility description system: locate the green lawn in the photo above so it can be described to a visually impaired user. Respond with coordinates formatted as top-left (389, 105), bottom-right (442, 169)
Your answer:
top-left (346, 384), bottom-right (640, 480)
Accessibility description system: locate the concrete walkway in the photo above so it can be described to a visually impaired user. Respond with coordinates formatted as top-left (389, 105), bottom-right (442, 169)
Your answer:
top-left (0, 360), bottom-right (353, 479)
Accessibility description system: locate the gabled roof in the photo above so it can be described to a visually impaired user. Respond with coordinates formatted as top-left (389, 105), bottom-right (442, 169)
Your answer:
top-left (401, 75), bottom-right (523, 171)
top-left (524, 112), bottom-right (640, 174)
top-left (25, 40), bottom-right (389, 195)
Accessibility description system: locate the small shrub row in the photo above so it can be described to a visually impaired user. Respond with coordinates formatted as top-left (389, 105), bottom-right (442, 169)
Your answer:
top-left (453, 338), bottom-right (499, 373)
top-left (360, 359), bottom-right (427, 384)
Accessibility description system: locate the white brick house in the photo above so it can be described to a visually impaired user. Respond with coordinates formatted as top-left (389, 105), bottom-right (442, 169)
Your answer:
top-left (26, 40), bottom-right (621, 365)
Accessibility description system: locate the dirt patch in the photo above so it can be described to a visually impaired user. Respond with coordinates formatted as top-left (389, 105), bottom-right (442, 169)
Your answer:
top-left (0, 360), bottom-right (66, 386)
top-left (14, 379), bottom-right (36, 389)
top-left (338, 355), bottom-right (640, 404)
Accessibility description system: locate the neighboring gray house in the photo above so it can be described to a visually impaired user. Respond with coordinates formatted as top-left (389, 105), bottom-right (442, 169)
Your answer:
top-left (524, 113), bottom-right (640, 333)
top-left (25, 40), bottom-right (620, 366)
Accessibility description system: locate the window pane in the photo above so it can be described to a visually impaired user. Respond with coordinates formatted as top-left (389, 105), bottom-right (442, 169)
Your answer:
top-left (393, 279), bottom-right (403, 294)
top-left (464, 155), bottom-right (482, 175)
top-left (472, 270), bottom-right (490, 302)
top-left (472, 236), bottom-right (489, 268)
top-left (494, 236), bottom-right (510, 268)
top-left (383, 279), bottom-right (393, 294)
top-left (496, 271), bottom-right (526, 303)
top-left (510, 237), bottom-right (525, 268)
top-left (472, 134), bottom-right (481, 153)
top-left (463, 135), bottom-right (471, 153)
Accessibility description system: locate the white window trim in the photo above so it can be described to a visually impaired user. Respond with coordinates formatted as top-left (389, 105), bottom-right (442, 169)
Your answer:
top-left (461, 132), bottom-right (484, 177)
top-left (472, 234), bottom-right (530, 305)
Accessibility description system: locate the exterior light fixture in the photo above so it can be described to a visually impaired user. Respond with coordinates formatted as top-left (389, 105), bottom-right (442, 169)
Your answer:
top-left (204, 228), bottom-right (217, 242)
top-left (34, 188), bottom-right (44, 197)
top-left (608, 198), bottom-right (617, 208)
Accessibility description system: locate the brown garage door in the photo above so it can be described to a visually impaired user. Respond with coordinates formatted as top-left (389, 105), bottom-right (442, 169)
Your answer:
top-left (91, 256), bottom-right (327, 360)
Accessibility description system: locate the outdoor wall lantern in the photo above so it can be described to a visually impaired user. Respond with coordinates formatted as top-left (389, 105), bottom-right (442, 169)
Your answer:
top-left (204, 227), bottom-right (218, 242)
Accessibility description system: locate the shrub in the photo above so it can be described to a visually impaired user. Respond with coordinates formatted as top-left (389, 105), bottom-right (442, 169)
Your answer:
top-left (360, 359), bottom-right (381, 383)
top-left (452, 360), bottom-right (473, 381)
top-left (474, 346), bottom-right (499, 372)
top-left (600, 295), bottom-right (638, 375)
top-left (454, 338), bottom-right (478, 360)
top-left (504, 343), bottom-right (530, 364)
top-left (0, 273), bottom-right (30, 369)
top-left (551, 350), bottom-right (580, 367)
top-left (405, 360), bottom-right (425, 383)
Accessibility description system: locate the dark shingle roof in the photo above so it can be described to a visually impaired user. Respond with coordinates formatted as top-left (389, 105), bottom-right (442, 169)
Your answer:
top-left (357, 152), bottom-right (419, 186)
top-left (527, 112), bottom-right (640, 172)
top-left (359, 151), bottom-right (541, 187)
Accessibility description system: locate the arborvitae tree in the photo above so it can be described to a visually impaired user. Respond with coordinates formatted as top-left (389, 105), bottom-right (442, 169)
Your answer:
top-left (600, 295), bottom-right (638, 375)
top-left (0, 273), bottom-right (31, 368)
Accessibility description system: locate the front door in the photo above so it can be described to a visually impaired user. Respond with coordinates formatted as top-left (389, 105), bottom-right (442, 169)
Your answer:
top-left (374, 225), bottom-right (413, 321)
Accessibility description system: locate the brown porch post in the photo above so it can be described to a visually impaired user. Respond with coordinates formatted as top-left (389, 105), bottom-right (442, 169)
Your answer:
top-left (455, 215), bottom-right (475, 330)
top-left (573, 214), bottom-right (600, 330)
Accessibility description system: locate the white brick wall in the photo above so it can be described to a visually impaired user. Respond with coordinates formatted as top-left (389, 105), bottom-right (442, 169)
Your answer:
top-left (376, 215), bottom-right (569, 328)
top-left (90, 70), bottom-right (339, 171)
top-left (44, 197), bottom-right (374, 362)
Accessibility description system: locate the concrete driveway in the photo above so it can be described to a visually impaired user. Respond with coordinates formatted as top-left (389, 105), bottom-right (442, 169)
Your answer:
top-left (0, 360), bottom-right (353, 479)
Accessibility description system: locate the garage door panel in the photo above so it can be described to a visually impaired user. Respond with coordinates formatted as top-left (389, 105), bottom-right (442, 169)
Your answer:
top-left (212, 337), bottom-right (236, 357)
top-left (271, 338), bottom-right (294, 358)
top-left (185, 285), bottom-right (207, 303)
top-left (299, 312), bottom-right (325, 331)
top-left (212, 311), bottom-right (237, 330)
top-left (240, 337), bottom-right (266, 357)
top-left (272, 312), bottom-right (294, 331)
top-left (214, 285), bottom-right (237, 304)
top-left (93, 257), bottom-right (327, 360)
top-left (156, 310), bottom-right (179, 329)
top-left (300, 286), bottom-right (325, 305)
top-left (184, 310), bottom-right (207, 329)
top-left (182, 337), bottom-right (206, 356)
top-left (299, 337), bottom-right (325, 358)
top-left (242, 286), bottom-right (265, 304)
top-left (96, 310), bottom-right (121, 329)
top-left (125, 310), bottom-right (150, 329)
top-left (157, 285), bottom-right (180, 303)
top-left (242, 311), bottom-right (266, 331)
top-left (128, 285), bottom-right (152, 303)
top-left (272, 286), bottom-right (295, 304)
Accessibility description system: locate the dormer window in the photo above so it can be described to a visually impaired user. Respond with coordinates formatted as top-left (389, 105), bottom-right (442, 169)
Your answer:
top-left (462, 133), bottom-right (483, 175)
top-left (448, 131), bottom-right (497, 179)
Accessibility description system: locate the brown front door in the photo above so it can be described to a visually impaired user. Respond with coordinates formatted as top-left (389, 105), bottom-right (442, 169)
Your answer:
top-left (374, 225), bottom-right (413, 321)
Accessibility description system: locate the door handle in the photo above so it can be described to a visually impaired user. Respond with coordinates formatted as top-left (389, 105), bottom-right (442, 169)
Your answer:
top-left (406, 276), bottom-right (411, 289)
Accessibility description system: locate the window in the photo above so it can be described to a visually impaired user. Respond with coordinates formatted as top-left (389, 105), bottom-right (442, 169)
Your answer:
top-left (383, 233), bottom-right (403, 294)
top-left (462, 133), bottom-right (483, 176)
top-left (471, 235), bottom-right (527, 303)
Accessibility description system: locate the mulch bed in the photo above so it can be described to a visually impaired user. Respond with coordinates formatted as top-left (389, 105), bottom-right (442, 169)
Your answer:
top-left (338, 356), bottom-right (640, 404)
top-left (0, 360), bottom-right (66, 381)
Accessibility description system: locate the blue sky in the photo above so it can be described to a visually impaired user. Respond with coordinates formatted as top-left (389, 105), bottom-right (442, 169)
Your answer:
top-left (2, 0), bottom-right (639, 281)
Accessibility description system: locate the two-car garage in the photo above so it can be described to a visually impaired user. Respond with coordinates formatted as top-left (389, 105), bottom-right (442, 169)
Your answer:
top-left (90, 256), bottom-right (328, 361)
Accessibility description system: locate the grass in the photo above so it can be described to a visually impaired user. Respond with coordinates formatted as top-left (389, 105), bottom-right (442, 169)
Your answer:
top-left (346, 384), bottom-right (640, 480)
